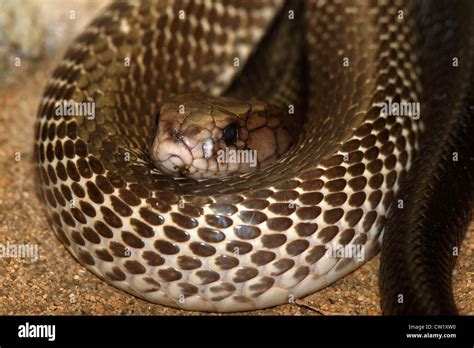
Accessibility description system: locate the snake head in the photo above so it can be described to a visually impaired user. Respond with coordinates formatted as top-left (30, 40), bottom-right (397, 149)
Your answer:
top-left (149, 94), bottom-right (292, 179)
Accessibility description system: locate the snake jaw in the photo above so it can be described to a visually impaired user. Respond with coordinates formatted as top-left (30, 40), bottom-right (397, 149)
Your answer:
top-left (149, 134), bottom-right (193, 175)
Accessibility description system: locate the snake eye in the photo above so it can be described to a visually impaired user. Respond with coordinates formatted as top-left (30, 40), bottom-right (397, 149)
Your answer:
top-left (222, 123), bottom-right (238, 146)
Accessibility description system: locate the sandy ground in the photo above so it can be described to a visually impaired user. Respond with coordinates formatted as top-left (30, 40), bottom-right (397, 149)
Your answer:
top-left (0, 52), bottom-right (472, 316)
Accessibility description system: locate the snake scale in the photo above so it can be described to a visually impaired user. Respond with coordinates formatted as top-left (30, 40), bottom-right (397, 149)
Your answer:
top-left (34, 0), bottom-right (474, 313)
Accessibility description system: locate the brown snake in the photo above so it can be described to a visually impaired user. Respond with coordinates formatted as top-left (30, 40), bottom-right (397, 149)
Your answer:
top-left (34, 0), bottom-right (473, 312)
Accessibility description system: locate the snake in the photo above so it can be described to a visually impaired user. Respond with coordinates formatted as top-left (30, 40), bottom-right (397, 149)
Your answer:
top-left (148, 94), bottom-right (294, 178)
top-left (34, 0), bottom-right (474, 313)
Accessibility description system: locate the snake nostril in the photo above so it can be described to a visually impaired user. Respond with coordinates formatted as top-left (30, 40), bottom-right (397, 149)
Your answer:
top-left (172, 129), bottom-right (183, 141)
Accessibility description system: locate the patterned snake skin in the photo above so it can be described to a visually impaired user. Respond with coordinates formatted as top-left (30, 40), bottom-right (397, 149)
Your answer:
top-left (34, 0), bottom-right (461, 312)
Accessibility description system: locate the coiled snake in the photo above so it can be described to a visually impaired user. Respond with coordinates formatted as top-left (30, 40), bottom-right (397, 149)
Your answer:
top-left (34, 0), bottom-right (474, 313)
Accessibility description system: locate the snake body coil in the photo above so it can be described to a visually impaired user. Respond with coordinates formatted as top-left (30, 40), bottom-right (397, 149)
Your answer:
top-left (34, 0), bottom-right (473, 312)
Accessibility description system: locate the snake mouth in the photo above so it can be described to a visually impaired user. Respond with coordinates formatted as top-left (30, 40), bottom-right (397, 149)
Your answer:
top-left (169, 155), bottom-right (190, 173)
top-left (150, 135), bottom-right (194, 176)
